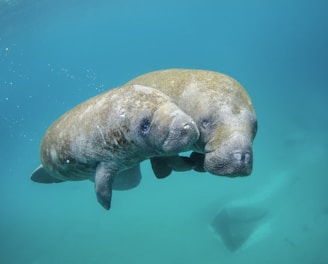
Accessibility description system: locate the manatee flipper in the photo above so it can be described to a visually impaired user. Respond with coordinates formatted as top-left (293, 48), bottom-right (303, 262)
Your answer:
top-left (167, 156), bottom-right (196, 171)
top-left (31, 165), bottom-right (64, 183)
top-left (190, 152), bottom-right (206, 172)
top-left (150, 155), bottom-right (196, 179)
top-left (151, 157), bottom-right (172, 178)
top-left (95, 162), bottom-right (115, 210)
top-left (112, 164), bottom-right (142, 190)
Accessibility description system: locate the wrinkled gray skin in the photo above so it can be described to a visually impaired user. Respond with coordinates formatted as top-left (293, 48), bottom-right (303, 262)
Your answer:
top-left (30, 85), bottom-right (199, 210)
top-left (126, 69), bottom-right (257, 178)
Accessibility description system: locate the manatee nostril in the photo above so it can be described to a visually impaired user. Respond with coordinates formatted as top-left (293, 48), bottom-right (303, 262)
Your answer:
top-left (244, 153), bottom-right (251, 164)
top-left (181, 121), bottom-right (199, 139)
top-left (232, 151), bottom-right (252, 164)
top-left (183, 123), bottom-right (191, 130)
top-left (233, 152), bottom-right (243, 161)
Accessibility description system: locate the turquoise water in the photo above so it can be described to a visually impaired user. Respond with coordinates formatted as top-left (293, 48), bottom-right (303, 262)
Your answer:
top-left (1, 0), bottom-right (327, 263)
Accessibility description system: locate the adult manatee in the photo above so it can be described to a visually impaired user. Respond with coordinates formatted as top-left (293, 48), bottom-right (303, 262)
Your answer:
top-left (126, 69), bottom-right (257, 178)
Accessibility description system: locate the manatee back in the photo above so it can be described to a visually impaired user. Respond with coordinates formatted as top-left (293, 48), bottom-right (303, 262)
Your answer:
top-left (127, 69), bottom-right (255, 116)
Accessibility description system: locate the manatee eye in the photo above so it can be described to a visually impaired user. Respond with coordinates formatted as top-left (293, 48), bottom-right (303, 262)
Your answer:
top-left (201, 119), bottom-right (210, 129)
top-left (140, 118), bottom-right (151, 135)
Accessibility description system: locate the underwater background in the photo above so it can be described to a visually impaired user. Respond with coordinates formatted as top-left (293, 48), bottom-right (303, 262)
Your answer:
top-left (1, 0), bottom-right (327, 263)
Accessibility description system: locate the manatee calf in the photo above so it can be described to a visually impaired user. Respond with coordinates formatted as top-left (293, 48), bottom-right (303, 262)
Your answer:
top-left (126, 69), bottom-right (257, 177)
top-left (31, 85), bottom-right (199, 210)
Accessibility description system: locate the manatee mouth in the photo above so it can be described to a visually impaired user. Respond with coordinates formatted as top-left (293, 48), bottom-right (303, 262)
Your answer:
top-left (204, 146), bottom-right (253, 177)
top-left (206, 157), bottom-right (252, 177)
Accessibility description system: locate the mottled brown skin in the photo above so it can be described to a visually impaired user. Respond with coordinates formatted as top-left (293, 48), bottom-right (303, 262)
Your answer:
top-left (126, 69), bottom-right (257, 177)
top-left (31, 85), bottom-right (199, 210)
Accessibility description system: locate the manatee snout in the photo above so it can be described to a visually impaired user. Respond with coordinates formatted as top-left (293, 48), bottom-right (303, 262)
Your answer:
top-left (163, 114), bottom-right (199, 154)
top-left (150, 102), bottom-right (199, 155)
top-left (204, 134), bottom-right (253, 177)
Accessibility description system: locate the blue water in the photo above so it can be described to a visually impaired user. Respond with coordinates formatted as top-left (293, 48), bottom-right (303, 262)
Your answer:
top-left (1, 0), bottom-right (328, 263)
